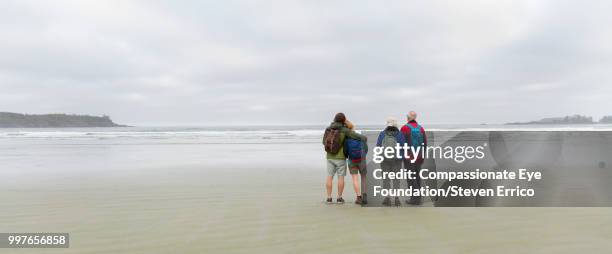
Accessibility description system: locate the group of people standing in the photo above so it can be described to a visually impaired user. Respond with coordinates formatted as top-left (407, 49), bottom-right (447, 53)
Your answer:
top-left (322, 111), bottom-right (427, 206)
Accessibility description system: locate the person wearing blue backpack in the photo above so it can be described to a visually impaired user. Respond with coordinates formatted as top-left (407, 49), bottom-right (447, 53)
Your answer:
top-left (376, 117), bottom-right (407, 206)
top-left (344, 120), bottom-right (369, 205)
top-left (400, 111), bottom-right (428, 205)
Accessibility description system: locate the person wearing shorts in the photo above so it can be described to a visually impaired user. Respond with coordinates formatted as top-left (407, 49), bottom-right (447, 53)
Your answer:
top-left (349, 159), bottom-right (368, 205)
top-left (323, 113), bottom-right (367, 204)
top-left (344, 119), bottom-right (369, 205)
top-left (327, 159), bottom-right (347, 177)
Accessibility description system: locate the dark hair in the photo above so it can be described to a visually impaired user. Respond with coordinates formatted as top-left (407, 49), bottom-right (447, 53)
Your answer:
top-left (333, 112), bottom-right (346, 123)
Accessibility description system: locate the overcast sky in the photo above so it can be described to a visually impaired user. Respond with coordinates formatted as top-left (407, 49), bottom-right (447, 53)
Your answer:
top-left (1, 0), bottom-right (611, 126)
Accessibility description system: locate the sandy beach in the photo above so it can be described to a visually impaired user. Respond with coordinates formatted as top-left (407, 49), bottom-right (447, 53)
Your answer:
top-left (0, 130), bottom-right (611, 253)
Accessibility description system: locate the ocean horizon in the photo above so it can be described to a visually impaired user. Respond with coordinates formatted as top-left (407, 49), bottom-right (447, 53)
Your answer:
top-left (2, 124), bottom-right (612, 143)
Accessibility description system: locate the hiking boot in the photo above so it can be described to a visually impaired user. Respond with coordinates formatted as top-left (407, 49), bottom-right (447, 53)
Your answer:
top-left (337, 197), bottom-right (345, 204)
top-left (362, 193), bottom-right (368, 205)
top-left (382, 197), bottom-right (391, 206)
top-left (355, 196), bottom-right (363, 205)
top-left (406, 197), bottom-right (422, 206)
top-left (394, 197), bottom-right (401, 207)
top-left (326, 198), bottom-right (333, 204)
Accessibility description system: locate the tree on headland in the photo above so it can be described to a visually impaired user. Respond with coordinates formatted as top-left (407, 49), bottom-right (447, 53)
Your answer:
top-left (0, 112), bottom-right (126, 128)
top-left (506, 114), bottom-right (595, 125)
top-left (600, 116), bottom-right (612, 124)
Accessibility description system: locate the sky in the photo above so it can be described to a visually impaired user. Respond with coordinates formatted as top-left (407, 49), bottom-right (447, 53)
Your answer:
top-left (1, 0), bottom-right (612, 126)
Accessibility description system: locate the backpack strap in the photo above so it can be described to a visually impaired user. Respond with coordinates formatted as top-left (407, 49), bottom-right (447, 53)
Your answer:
top-left (407, 123), bottom-right (421, 131)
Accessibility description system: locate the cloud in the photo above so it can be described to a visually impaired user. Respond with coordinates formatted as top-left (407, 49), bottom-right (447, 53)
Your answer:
top-left (0, 0), bottom-right (611, 125)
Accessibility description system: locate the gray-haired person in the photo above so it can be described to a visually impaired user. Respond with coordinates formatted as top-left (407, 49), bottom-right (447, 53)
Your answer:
top-left (400, 111), bottom-right (427, 205)
top-left (375, 117), bottom-right (407, 206)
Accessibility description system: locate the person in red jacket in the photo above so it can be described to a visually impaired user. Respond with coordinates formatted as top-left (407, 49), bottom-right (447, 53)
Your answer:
top-left (400, 111), bottom-right (427, 205)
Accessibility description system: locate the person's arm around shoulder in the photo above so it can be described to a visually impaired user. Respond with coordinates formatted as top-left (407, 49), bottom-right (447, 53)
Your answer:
top-left (344, 127), bottom-right (367, 141)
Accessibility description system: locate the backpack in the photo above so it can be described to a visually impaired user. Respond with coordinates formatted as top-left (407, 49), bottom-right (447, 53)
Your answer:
top-left (382, 132), bottom-right (398, 149)
top-left (323, 127), bottom-right (342, 154)
top-left (381, 132), bottom-right (399, 161)
top-left (407, 124), bottom-right (424, 148)
top-left (345, 138), bottom-right (364, 162)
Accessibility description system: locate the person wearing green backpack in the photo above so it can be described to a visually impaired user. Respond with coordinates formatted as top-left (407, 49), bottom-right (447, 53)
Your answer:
top-left (375, 117), bottom-right (407, 206)
top-left (400, 111), bottom-right (428, 205)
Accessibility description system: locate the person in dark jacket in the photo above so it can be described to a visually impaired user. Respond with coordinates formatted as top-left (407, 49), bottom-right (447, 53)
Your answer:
top-left (376, 117), bottom-right (406, 206)
top-left (345, 120), bottom-right (369, 205)
top-left (400, 111), bottom-right (427, 205)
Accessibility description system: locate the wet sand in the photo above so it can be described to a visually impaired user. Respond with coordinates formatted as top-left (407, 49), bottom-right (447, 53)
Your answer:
top-left (0, 142), bottom-right (611, 253)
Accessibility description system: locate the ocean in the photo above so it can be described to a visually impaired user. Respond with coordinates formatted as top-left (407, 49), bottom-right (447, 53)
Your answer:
top-left (1, 124), bottom-right (611, 253)
top-left (2, 124), bottom-right (612, 145)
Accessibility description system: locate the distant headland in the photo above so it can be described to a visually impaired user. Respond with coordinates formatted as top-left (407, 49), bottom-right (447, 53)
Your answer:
top-left (0, 112), bottom-right (127, 128)
top-left (506, 114), bottom-right (612, 125)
